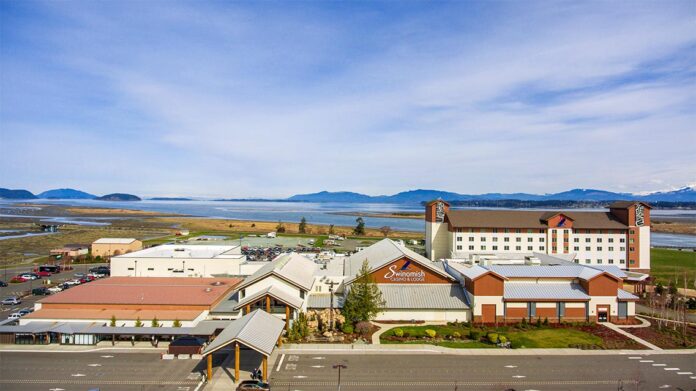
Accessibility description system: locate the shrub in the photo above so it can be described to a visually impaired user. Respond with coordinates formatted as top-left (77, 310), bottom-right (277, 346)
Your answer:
top-left (355, 321), bottom-right (371, 336)
top-left (342, 324), bottom-right (354, 334)
top-left (403, 332), bottom-right (410, 338)
top-left (469, 330), bottom-right (482, 340)
top-left (487, 332), bottom-right (499, 343)
top-left (393, 328), bottom-right (404, 338)
top-left (543, 317), bottom-right (549, 326)
top-left (498, 335), bottom-right (507, 344)
top-left (425, 329), bottom-right (437, 338)
top-left (535, 318), bottom-right (542, 328)
top-left (520, 318), bottom-right (528, 328)
top-left (453, 331), bottom-right (461, 339)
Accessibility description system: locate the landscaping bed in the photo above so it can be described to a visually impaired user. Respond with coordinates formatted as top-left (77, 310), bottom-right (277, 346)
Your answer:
top-left (380, 321), bottom-right (642, 349)
top-left (624, 323), bottom-right (696, 349)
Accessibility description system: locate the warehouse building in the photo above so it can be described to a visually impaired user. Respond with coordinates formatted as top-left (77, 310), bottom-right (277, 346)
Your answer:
top-left (425, 200), bottom-right (651, 272)
top-left (91, 238), bottom-right (142, 257)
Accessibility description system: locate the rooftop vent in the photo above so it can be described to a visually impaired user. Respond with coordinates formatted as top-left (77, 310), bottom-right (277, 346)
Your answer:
top-left (204, 287), bottom-right (213, 292)
top-left (210, 281), bottom-right (225, 286)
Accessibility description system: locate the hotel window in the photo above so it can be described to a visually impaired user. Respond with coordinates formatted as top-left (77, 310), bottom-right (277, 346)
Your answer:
top-left (492, 245), bottom-right (498, 250)
top-left (620, 247), bottom-right (626, 251)
top-left (620, 238), bottom-right (625, 243)
top-left (539, 229), bottom-right (545, 233)
top-left (574, 238), bottom-right (579, 243)
top-left (527, 246), bottom-right (533, 251)
top-left (608, 238), bottom-right (614, 243)
top-left (630, 230), bottom-right (635, 234)
top-left (630, 247), bottom-right (635, 252)
top-left (504, 229), bottom-right (510, 233)
top-left (456, 245), bottom-right (462, 250)
top-left (481, 237), bottom-right (486, 242)
top-left (147, 267), bottom-right (154, 271)
top-left (481, 246), bottom-right (487, 251)
top-left (469, 245), bottom-right (475, 250)
top-left (630, 239), bottom-right (634, 244)
top-left (456, 237), bottom-right (462, 242)
top-left (516, 246), bottom-right (521, 251)
top-left (492, 228), bottom-right (498, 233)
top-left (597, 238), bottom-right (602, 243)
top-left (585, 238), bottom-right (591, 243)
top-left (585, 259), bottom-right (591, 264)
top-left (586, 229), bottom-right (591, 234)
top-left (493, 237), bottom-right (498, 242)
top-left (597, 259), bottom-right (603, 264)
top-left (597, 247), bottom-right (602, 251)
top-left (552, 246), bottom-right (557, 252)
top-left (539, 237), bottom-right (545, 242)
top-left (469, 237), bottom-right (475, 241)
top-left (539, 246), bottom-right (545, 251)
top-left (552, 238), bottom-right (557, 243)
top-left (504, 237), bottom-right (510, 242)
top-left (608, 246), bottom-right (614, 251)
top-left (516, 237), bottom-right (522, 242)
top-left (515, 229), bottom-right (521, 233)
top-left (608, 259), bottom-right (614, 264)
top-left (574, 246), bottom-right (579, 251)
top-left (564, 246), bottom-right (569, 252)
top-left (630, 259), bottom-right (636, 265)
top-left (620, 259), bottom-right (625, 264)
top-left (527, 237), bottom-right (533, 242)
top-left (585, 246), bottom-right (591, 251)
top-left (504, 246), bottom-right (510, 251)
top-left (574, 259), bottom-right (579, 263)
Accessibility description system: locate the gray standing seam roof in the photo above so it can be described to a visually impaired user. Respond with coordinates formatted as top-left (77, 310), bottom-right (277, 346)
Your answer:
top-left (236, 253), bottom-right (317, 291)
top-left (504, 283), bottom-right (590, 300)
top-left (233, 285), bottom-right (304, 310)
top-left (617, 289), bottom-right (640, 300)
top-left (202, 309), bottom-right (285, 357)
top-left (366, 284), bottom-right (469, 309)
top-left (307, 294), bottom-right (344, 309)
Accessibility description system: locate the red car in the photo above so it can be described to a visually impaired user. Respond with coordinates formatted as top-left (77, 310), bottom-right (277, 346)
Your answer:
top-left (35, 271), bottom-right (52, 278)
top-left (10, 276), bottom-right (28, 283)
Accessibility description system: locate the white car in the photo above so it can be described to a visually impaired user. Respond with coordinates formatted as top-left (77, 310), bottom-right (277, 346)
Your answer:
top-left (8, 313), bottom-right (22, 320)
top-left (19, 274), bottom-right (38, 280)
top-left (64, 279), bottom-right (81, 286)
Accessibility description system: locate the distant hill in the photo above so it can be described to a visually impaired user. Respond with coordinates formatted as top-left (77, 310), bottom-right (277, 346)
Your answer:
top-left (95, 193), bottom-right (141, 201)
top-left (285, 185), bottom-right (696, 204)
top-left (0, 188), bottom-right (37, 199)
top-left (149, 197), bottom-right (193, 201)
top-left (38, 188), bottom-right (96, 199)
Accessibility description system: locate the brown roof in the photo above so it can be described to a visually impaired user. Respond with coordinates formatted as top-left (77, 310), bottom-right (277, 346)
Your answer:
top-left (39, 277), bottom-right (242, 306)
top-left (609, 201), bottom-right (652, 209)
top-left (446, 210), bottom-right (628, 229)
top-left (24, 308), bottom-right (202, 321)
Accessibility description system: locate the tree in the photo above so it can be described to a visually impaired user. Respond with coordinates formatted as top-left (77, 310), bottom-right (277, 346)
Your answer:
top-left (287, 311), bottom-right (310, 342)
top-left (109, 315), bottom-right (117, 327)
top-left (342, 260), bottom-right (385, 324)
top-left (299, 217), bottom-right (307, 234)
top-left (172, 319), bottom-right (182, 328)
top-left (134, 317), bottom-right (143, 327)
top-left (276, 221), bottom-right (286, 233)
top-left (655, 283), bottom-right (664, 295)
top-left (353, 217), bottom-right (365, 236)
top-left (328, 224), bottom-right (335, 235)
top-left (379, 226), bottom-right (392, 237)
top-left (151, 317), bottom-right (160, 327)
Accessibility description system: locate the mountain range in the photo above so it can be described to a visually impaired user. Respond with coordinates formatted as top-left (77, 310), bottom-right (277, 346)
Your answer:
top-left (1, 185), bottom-right (695, 203)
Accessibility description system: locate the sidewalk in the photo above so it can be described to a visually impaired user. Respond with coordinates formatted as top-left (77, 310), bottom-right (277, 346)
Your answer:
top-left (601, 322), bottom-right (662, 350)
top-left (279, 343), bottom-right (694, 356)
top-left (0, 341), bottom-right (167, 353)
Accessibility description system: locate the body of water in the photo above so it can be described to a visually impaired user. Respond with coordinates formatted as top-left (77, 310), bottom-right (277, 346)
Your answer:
top-left (2, 199), bottom-right (695, 247)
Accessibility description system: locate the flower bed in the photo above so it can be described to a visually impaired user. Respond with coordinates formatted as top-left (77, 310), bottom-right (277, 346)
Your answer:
top-left (624, 323), bottom-right (696, 349)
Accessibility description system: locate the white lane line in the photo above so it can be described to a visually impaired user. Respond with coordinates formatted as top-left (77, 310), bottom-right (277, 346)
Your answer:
top-left (276, 354), bottom-right (285, 372)
top-left (640, 360), bottom-right (654, 363)
top-left (658, 385), bottom-right (670, 389)
top-left (504, 365), bottom-right (518, 368)
top-left (310, 365), bottom-right (325, 368)
top-left (87, 364), bottom-right (101, 367)
top-left (628, 357), bottom-right (642, 359)
top-left (690, 376), bottom-right (696, 379)
top-left (664, 368), bottom-right (680, 371)
top-left (653, 363), bottom-right (667, 367)
top-left (677, 372), bottom-right (693, 375)
top-left (311, 356), bottom-right (325, 360)
top-left (512, 375), bottom-right (526, 378)
top-left (100, 355), bottom-right (114, 358)
top-left (70, 374), bottom-right (86, 377)
top-left (292, 375), bottom-right (308, 379)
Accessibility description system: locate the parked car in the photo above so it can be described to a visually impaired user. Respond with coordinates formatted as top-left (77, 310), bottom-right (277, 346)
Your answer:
top-left (47, 286), bottom-right (63, 293)
top-left (10, 276), bottom-right (27, 283)
top-left (18, 309), bottom-right (33, 316)
top-left (0, 280), bottom-right (7, 287)
top-left (32, 287), bottom-right (51, 296)
top-left (73, 273), bottom-right (86, 279)
top-left (1, 297), bottom-right (21, 305)
top-left (19, 273), bottom-right (40, 280)
top-left (236, 381), bottom-right (270, 391)
top-left (64, 279), bottom-right (81, 286)
top-left (35, 271), bottom-right (52, 278)
top-left (8, 313), bottom-right (22, 320)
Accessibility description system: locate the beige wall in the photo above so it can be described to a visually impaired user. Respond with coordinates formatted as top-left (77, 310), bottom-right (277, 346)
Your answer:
top-left (91, 240), bottom-right (142, 257)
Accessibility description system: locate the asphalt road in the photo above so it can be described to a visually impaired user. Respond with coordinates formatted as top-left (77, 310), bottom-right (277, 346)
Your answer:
top-left (270, 353), bottom-right (696, 391)
top-left (0, 351), bottom-right (205, 391)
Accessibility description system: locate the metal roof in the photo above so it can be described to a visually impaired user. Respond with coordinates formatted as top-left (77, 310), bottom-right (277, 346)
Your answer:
top-left (234, 285), bottom-right (304, 310)
top-left (504, 283), bottom-right (590, 300)
top-left (489, 265), bottom-right (589, 278)
top-left (367, 284), bottom-right (469, 309)
top-left (447, 263), bottom-right (493, 280)
top-left (236, 253), bottom-right (317, 291)
top-left (617, 289), bottom-right (640, 301)
top-left (93, 238), bottom-right (138, 244)
top-left (446, 210), bottom-right (628, 229)
top-left (307, 294), bottom-right (344, 309)
top-left (202, 309), bottom-right (285, 357)
top-left (344, 239), bottom-right (454, 282)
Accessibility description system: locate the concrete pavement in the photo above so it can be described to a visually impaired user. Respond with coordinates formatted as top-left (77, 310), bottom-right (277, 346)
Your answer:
top-left (601, 322), bottom-right (662, 350)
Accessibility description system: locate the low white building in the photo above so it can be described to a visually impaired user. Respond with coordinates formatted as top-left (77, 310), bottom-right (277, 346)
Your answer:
top-left (111, 244), bottom-right (253, 277)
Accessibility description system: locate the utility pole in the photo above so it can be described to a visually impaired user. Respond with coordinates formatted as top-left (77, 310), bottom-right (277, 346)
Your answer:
top-left (332, 364), bottom-right (346, 391)
top-left (328, 280), bottom-right (337, 331)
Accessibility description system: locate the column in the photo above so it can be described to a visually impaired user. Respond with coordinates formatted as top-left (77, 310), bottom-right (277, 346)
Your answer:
top-left (277, 335), bottom-right (283, 347)
top-left (262, 355), bottom-right (268, 382)
top-left (245, 304), bottom-right (250, 314)
top-left (206, 354), bottom-right (213, 381)
top-left (265, 296), bottom-right (271, 313)
top-left (234, 342), bottom-right (240, 381)
top-left (285, 305), bottom-right (290, 330)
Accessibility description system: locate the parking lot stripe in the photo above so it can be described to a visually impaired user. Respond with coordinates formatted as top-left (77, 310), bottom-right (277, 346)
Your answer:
top-left (276, 354), bottom-right (286, 372)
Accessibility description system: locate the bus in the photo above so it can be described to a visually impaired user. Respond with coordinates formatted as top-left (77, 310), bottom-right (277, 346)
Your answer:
top-left (37, 265), bottom-right (60, 274)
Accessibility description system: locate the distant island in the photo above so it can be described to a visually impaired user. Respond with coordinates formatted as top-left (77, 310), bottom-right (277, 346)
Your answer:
top-left (38, 188), bottom-right (96, 199)
top-left (149, 197), bottom-right (193, 201)
top-left (95, 193), bottom-right (141, 201)
top-left (0, 188), bottom-right (37, 200)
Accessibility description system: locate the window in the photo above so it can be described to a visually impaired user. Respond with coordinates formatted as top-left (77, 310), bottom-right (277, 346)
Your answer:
top-left (504, 229), bottom-right (510, 233)
top-left (481, 237), bottom-right (486, 242)
top-left (240, 289), bottom-right (245, 299)
top-left (527, 246), bottom-right (533, 251)
top-left (481, 246), bottom-right (487, 251)
top-left (586, 229), bottom-right (591, 234)
top-left (492, 245), bottom-right (498, 250)
top-left (456, 245), bottom-right (462, 250)
top-left (552, 246), bottom-right (557, 252)
top-left (630, 239), bottom-right (635, 244)
top-left (630, 229), bottom-right (635, 234)
top-left (629, 247), bottom-right (635, 252)
top-left (564, 246), bottom-right (569, 252)
top-left (504, 245), bottom-right (510, 251)
top-left (516, 237), bottom-right (522, 242)
top-left (574, 238), bottom-right (579, 243)
top-left (585, 238), bottom-right (591, 243)
top-left (608, 247), bottom-right (614, 251)
top-left (469, 237), bottom-right (474, 242)
top-left (597, 238), bottom-right (602, 243)
top-left (539, 229), bottom-right (545, 234)
top-left (539, 237), bottom-right (545, 242)
top-left (316, 285), bottom-right (322, 292)
top-left (620, 238), bottom-right (625, 243)
top-left (539, 246), bottom-right (545, 251)
top-left (493, 237), bottom-right (498, 242)
top-left (528, 302), bottom-right (536, 317)
top-left (147, 267), bottom-right (154, 271)
top-left (515, 229), bottom-right (521, 233)
top-left (608, 259), bottom-right (614, 264)
top-left (504, 237), bottom-right (510, 242)
top-left (620, 247), bottom-right (626, 251)
top-left (574, 259), bottom-right (579, 263)
top-left (597, 247), bottom-right (602, 251)
top-left (552, 238), bottom-right (557, 243)
top-left (528, 229), bottom-right (533, 233)
top-left (585, 259), bottom-right (591, 264)
top-left (469, 228), bottom-right (474, 233)
top-left (300, 290), bottom-right (306, 299)
top-left (597, 259), bottom-right (603, 264)
top-left (608, 238), bottom-right (614, 243)
top-left (620, 259), bottom-right (625, 264)
top-left (456, 237), bottom-right (462, 242)
top-left (469, 245), bottom-right (474, 250)
top-left (528, 237), bottom-right (533, 242)
top-left (516, 246), bottom-right (521, 251)
top-left (630, 259), bottom-right (636, 265)
top-left (492, 228), bottom-right (498, 233)
top-left (585, 246), bottom-right (591, 251)
top-left (127, 267), bottom-right (134, 271)
top-left (167, 268), bottom-right (174, 271)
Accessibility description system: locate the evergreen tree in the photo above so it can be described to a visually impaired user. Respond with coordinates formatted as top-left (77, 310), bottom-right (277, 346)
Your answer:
top-left (151, 317), bottom-right (160, 327)
top-left (342, 260), bottom-right (385, 324)
top-left (135, 317), bottom-right (143, 327)
top-left (299, 217), bottom-right (307, 234)
top-left (172, 319), bottom-right (182, 328)
top-left (353, 217), bottom-right (365, 236)
top-left (328, 224), bottom-right (335, 235)
top-left (109, 315), bottom-right (117, 327)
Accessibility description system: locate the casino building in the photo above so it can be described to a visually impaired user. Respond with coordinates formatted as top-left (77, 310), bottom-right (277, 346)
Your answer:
top-left (425, 200), bottom-right (651, 273)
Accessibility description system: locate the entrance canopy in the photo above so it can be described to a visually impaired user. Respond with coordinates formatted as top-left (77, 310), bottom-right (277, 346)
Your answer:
top-left (233, 285), bottom-right (304, 311)
top-left (202, 309), bottom-right (285, 357)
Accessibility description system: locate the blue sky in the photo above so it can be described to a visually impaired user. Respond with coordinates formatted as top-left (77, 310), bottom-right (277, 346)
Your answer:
top-left (1, 1), bottom-right (694, 198)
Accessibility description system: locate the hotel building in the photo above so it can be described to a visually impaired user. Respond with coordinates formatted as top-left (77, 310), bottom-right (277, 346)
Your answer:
top-left (425, 200), bottom-right (651, 272)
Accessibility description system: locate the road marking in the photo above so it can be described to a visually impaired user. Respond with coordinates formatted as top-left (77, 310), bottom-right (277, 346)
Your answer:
top-left (48, 389), bottom-right (65, 391)
top-left (311, 356), bottom-right (325, 360)
top-left (288, 355), bottom-right (299, 362)
top-left (71, 374), bottom-right (86, 377)
top-left (100, 355), bottom-right (114, 358)
top-left (293, 375), bottom-right (308, 379)
top-left (504, 365), bottom-right (518, 368)
top-left (87, 363), bottom-right (101, 367)
top-left (690, 376), bottom-right (696, 379)
top-left (628, 357), bottom-right (642, 359)
top-left (310, 365), bottom-right (325, 368)
top-left (276, 354), bottom-right (286, 372)
top-left (664, 368), bottom-right (680, 371)
top-left (659, 385), bottom-right (670, 389)
top-left (653, 363), bottom-right (667, 367)
top-left (677, 372), bottom-right (693, 375)
top-left (285, 364), bottom-right (297, 371)
top-left (512, 375), bottom-right (526, 378)
top-left (640, 360), bottom-right (654, 363)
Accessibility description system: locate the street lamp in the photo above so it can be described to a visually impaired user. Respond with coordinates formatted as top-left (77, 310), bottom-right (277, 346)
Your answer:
top-left (332, 364), bottom-right (347, 391)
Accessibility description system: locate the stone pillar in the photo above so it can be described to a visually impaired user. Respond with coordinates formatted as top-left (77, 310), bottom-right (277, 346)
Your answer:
top-left (234, 342), bottom-right (240, 381)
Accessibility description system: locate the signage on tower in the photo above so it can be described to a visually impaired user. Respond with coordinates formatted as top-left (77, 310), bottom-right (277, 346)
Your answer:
top-left (435, 200), bottom-right (445, 222)
top-left (635, 204), bottom-right (645, 226)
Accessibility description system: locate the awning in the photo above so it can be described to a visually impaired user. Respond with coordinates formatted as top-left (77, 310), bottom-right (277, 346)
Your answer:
top-left (233, 285), bottom-right (304, 311)
top-left (202, 309), bottom-right (285, 357)
top-left (504, 283), bottom-right (590, 301)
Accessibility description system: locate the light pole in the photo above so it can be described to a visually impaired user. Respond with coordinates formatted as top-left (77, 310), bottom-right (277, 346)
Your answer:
top-left (328, 281), bottom-right (337, 331)
top-left (332, 364), bottom-right (346, 391)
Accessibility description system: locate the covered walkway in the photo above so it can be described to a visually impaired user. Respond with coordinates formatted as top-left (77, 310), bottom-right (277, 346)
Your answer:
top-left (202, 309), bottom-right (285, 383)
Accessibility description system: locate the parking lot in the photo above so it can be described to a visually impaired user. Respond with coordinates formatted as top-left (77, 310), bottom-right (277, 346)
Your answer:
top-left (0, 351), bottom-right (204, 391)
top-left (269, 353), bottom-right (696, 390)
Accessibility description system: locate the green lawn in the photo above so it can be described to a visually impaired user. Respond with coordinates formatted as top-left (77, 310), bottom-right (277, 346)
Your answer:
top-left (380, 325), bottom-right (603, 349)
top-left (650, 248), bottom-right (696, 288)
